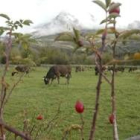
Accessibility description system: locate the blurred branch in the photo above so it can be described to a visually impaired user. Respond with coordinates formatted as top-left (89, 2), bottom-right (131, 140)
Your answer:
top-left (0, 119), bottom-right (31, 140)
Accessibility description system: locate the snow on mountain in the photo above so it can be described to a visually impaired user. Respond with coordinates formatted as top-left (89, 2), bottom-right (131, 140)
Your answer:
top-left (32, 11), bottom-right (95, 36)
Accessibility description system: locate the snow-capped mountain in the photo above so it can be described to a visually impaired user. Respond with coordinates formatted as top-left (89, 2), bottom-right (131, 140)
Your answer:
top-left (32, 11), bottom-right (95, 36)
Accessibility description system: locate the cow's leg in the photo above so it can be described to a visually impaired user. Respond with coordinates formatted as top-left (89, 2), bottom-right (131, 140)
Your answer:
top-left (66, 74), bottom-right (71, 84)
top-left (95, 71), bottom-right (98, 75)
top-left (67, 78), bottom-right (69, 84)
top-left (57, 76), bottom-right (60, 84)
top-left (50, 78), bottom-right (53, 84)
top-left (26, 71), bottom-right (30, 77)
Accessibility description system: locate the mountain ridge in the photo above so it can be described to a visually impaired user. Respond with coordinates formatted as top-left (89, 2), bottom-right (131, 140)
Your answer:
top-left (32, 11), bottom-right (95, 37)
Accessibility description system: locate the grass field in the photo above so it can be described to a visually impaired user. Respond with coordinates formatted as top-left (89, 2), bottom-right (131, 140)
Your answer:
top-left (1, 66), bottom-right (140, 140)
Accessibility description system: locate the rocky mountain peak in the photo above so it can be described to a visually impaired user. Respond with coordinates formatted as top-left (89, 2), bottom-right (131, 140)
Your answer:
top-left (32, 11), bottom-right (89, 37)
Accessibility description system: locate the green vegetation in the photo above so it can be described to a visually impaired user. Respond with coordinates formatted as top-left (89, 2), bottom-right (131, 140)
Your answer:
top-left (2, 66), bottom-right (140, 140)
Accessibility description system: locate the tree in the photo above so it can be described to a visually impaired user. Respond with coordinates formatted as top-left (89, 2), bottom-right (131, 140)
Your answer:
top-left (0, 13), bottom-right (33, 140)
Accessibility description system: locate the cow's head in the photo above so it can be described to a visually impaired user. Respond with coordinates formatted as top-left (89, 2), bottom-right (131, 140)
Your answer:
top-left (43, 76), bottom-right (50, 85)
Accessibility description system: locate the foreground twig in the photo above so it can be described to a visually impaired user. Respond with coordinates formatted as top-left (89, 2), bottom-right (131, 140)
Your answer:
top-left (0, 119), bottom-right (31, 140)
top-left (4, 73), bottom-right (26, 105)
top-left (89, 52), bottom-right (103, 140)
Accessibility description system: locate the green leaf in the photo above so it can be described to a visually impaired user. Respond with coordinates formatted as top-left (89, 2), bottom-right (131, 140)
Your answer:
top-left (20, 19), bottom-right (23, 23)
top-left (12, 32), bottom-right (23, 38)
top-left (107, 20), bottom-right (116, 25)
top-left (14, 21), bottom-right (20, 25)
top-left (100, 16), bottom-right (117, 24)
top-left (14, 25), bottom-right (18, 29)
top-left (93, 0), bottom-right (107, 12)
top-left (19, 23), bottom-right (23, 28)
top-left (105, 0), bottom-right (111, 8)
top-left (73, 27), bottom-right (80, 41)
top-left (108, 13), bottom-right (120, 18)
top-left (14, 21), bottom-right (23, 28)
top-left (6, 20), bottom-right (13, 26)
top-left (0, 14), bottom-right (10, 20)
top-left (0, 26), bottom-right (10, 31)
top-left (22, 43), bottom-right (28, 50)
top-left (100, 18), bottom-right (109, 24)
top-left (108, 27), bottom-right (119, 34)
top-left (23, 20), bottom-right (33, 25)
top-left (108, 3), bottom-right (121, 12)
top-left (95, 27), bottom-right (119, 35)
top-left (0, 26), bottom-right (10, 35)
top-left (0, 29), bottom-right (4, 35)
top-left (95, 29), bottom-right (105, 35)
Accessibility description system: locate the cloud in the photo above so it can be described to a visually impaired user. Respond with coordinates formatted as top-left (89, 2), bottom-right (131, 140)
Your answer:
top-left (1, 0), bottom-right (140, 33)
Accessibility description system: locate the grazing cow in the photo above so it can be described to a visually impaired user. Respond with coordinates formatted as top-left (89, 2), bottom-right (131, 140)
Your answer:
top-left (11, 65), bottom-right (30, 76)
top-left (43, 65), bottom-right (72, 85)
top-left (94, 65), bottom-right (107, 75)
top-left (128, 67), bottom-right (137, 72)
top-left (108, 66), bottom-right (125, 73)
top-left (117, 67), bottom-right (125, 73)
top-left (75, 66), bottom-right (85, 72)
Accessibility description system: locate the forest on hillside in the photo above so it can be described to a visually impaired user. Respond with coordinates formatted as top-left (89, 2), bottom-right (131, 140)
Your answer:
top-left (1, 32), bottom-right (140, 66)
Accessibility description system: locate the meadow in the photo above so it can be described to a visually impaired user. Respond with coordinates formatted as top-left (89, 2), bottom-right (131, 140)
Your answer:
top-left (1, 66), bottom-right (140, 140)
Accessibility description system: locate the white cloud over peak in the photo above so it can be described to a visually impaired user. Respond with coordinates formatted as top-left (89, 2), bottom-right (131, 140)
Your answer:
top-left (1, 0), bottom-right (140, 33)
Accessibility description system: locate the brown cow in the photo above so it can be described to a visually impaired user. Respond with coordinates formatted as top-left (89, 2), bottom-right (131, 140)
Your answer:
top-left (43, 65), bottom-right (72, 85)
top-left (94, 65), bottom-right (107, 75)
top-left (128, 67), bottom-right (137, 72)
top-left (75, 66), bottom-right (85, 72)
top-left (11, 65), bottom-right (30, 76)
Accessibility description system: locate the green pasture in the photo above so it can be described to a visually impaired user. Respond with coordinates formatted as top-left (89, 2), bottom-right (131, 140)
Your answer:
top-left (1, 66), bottom-right (140, 140)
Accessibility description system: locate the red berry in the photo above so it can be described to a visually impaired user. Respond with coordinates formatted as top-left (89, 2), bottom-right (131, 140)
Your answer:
top-left (109, 8), bottom-right (120, 14)
top-left (75, 101), bottom-right (84, 113)
top-left (36, 115), bottom-right (43, 120)
top-left (109, 2), bottom-right (120, 14)
top-left (109, 114), bottom-right (114, 124)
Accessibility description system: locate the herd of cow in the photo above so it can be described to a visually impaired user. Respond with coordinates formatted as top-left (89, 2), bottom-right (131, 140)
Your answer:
top-left (11, 65), bottom-right (139, 85)
top-left (94, 65), bottom-right (125, 75)
top-left (94, 65), bottom-right (138, 75)
top-left (11, 65), bottom-right (72, 85)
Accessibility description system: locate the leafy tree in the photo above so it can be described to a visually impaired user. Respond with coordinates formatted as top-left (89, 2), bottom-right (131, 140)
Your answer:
top-left (0, 13), bottom-right (33, 139)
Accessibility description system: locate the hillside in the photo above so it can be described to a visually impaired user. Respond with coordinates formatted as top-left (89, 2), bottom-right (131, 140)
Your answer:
top-left (34, 30), bottom-right (140, 58)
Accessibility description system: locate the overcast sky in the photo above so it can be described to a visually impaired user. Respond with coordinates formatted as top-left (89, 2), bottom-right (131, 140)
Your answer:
top-left (0, 0), bottom-right (140, 32)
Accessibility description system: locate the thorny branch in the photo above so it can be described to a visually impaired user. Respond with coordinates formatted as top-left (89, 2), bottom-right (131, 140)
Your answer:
top-left (0, 119), bottom-right (31, 140)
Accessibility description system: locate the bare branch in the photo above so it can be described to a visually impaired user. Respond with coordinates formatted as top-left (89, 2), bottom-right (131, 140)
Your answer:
top-left (4, 73), bottom-right (26, 105)
top-left (0, 120), bottom-right (31, 140)
top-left (102, 73), bottom-right (111, 85)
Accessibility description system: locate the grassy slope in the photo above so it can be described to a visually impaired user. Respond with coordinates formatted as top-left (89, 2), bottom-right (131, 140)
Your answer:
top-left (1, 66), bottom-right (140, 140)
